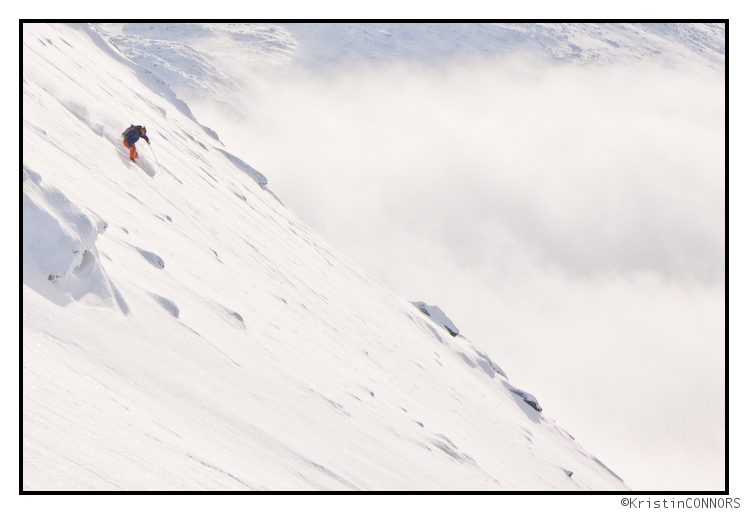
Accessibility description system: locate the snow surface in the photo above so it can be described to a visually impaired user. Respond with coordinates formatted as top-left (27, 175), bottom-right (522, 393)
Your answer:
top-left (22, 23), bottom-right (632, 491)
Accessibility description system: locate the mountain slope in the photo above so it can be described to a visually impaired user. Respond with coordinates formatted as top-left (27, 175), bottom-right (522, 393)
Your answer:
top-left (23, 23), bottom-right (628, 491)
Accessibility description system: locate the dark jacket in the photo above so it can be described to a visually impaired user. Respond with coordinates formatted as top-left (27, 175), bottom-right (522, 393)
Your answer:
top-left (122, 125), bottom-right (150, 145)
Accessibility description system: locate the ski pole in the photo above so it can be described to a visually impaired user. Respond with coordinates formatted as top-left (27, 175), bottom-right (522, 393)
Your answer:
top-left (148, 143), bottom-right (164, 175)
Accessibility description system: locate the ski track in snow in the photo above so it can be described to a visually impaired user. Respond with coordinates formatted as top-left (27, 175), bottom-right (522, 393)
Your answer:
top-left (20, 23), bottom-right (644, 491)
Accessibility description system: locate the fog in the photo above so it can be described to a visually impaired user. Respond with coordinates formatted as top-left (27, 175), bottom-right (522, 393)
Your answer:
top-left (194, 55), bottom-right (725, 490)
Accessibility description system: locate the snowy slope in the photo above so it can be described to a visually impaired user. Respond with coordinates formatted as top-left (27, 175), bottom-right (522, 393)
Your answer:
top-left (22, 23), bottom-right (629, 491)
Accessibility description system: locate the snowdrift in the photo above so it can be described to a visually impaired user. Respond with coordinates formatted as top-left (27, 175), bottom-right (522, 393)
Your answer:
top-left (22, 23), bottom-right (628, 491)
top-left (23, 165), bottom-right (115, 306)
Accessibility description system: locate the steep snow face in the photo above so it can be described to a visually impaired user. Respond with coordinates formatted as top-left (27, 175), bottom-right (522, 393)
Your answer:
top-left (23, 23), bottom-right (628, 491)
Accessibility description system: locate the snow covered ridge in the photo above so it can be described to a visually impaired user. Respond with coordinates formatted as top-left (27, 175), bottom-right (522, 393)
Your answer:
top-left (23, 23), bottom-right (628, 490)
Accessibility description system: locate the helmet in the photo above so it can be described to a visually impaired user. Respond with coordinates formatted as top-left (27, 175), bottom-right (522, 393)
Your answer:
top-left (142, 126), bottom-right (147, 134)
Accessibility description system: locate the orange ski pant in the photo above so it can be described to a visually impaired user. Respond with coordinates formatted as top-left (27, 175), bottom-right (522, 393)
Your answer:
top-left (123, 139), bottom-right (138, 159)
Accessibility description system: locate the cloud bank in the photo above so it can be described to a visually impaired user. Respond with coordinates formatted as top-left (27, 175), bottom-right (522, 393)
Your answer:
top-left (217, 57), bottom-right (724, 285)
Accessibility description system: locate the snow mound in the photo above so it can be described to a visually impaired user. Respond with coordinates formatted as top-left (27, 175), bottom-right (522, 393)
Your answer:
top-left (23, 165), bottom-right (119, 310)
top-left (412, 301), bottom-right (460, 336)
top-left (505, 383), bottom-right (543, 413)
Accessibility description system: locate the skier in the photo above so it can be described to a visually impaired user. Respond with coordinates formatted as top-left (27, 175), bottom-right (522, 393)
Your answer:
top-left (121, 125), bottom-right (150, 161)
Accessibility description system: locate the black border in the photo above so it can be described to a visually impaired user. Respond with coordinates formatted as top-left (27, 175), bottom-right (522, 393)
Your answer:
top-left (20, 19), bottom-right (729, 497)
